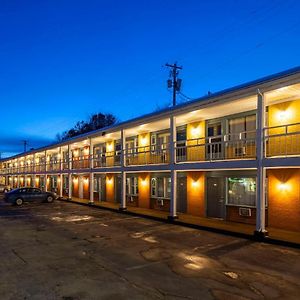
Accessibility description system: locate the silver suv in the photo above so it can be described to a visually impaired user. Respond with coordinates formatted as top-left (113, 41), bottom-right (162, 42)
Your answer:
top-left (0, 184), bottom-right (11, 193)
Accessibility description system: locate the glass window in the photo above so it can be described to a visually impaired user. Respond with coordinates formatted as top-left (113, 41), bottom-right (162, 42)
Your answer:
top-left (227, 177), bottom-right (256, 207)
top-left (151, 178), bottom-right (157, 197)
top-left (157, 177), bottom-right (164, 197)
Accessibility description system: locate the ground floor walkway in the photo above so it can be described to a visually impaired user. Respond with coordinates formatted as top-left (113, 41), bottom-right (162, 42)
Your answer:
top-left (63, 197), bottom-right (300, 247)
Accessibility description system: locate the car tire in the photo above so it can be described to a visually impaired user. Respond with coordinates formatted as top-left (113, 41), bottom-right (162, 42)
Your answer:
top-left (46, 196), bottom-right (54, 203)
top-left (15, 198), bottom-right (23, 206)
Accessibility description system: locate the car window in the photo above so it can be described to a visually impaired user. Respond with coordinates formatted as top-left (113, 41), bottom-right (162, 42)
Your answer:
top-left (19, 189), bottom-right (28, 193)
top-left (32, 189), bottom-right (41, 193)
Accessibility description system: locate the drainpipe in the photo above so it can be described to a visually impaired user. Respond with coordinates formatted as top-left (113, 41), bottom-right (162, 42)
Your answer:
top-left (255, 89), bottom-right (268, 238)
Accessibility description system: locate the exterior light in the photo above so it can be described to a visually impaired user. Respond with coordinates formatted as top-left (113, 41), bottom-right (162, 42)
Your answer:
top-left (192, 179), bottom-right (199, 188)
top-left (140, 136), bottom-right (148, 146)
top-left (83, 147), bottom-right (89, 155)
top-left (107, 143), bottom-right (113, 152)
top-left (277, 110), bottom-right (291, 123)
top-left (107, 178), bottom-right (113, 184)
top-left (84, 177), bottom-right (89, 184)
top-left (141, 179), bottom-right (147, 186)
top-left (191, 126), bottom-right (200, 138)
top-left (278, 182), bottom-right (289, 191)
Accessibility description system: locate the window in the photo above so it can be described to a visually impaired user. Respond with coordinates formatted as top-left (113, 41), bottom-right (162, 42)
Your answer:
top-left (151, 176), bottom-right (171, 199)
top-left (126, 137), bottom-right (138, 155)
top-left (227, 177), bottom-right (256, 207)
top-left (126, 176), bottom-right (138, 195)
top-left (228, 114), bottom-right (256, 140)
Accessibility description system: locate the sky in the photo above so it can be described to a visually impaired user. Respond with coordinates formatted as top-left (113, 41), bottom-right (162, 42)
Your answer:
top-left (0, 0), bottom-right (300, 157)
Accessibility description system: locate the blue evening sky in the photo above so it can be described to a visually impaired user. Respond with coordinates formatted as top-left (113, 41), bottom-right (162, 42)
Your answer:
top-left (0, 0), bottom-right (299, 157)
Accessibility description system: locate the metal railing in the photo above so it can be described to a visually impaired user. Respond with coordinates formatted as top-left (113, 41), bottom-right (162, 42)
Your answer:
top-left (93, 151), bottom-right (121, 168)
top-left (176, 131), bottom-right (256, 162)
top-left (265, 122), bottom-right (300, 157)
top-left (72, 156), bottom-right (91, 169)
top-left (125, 143), bottom-right (170, 165)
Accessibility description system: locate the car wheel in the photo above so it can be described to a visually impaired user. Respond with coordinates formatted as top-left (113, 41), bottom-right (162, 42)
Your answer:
top-left (46, 196), bottom-right (54, 203)
top-left (15, 198), bottom-right (23, 206)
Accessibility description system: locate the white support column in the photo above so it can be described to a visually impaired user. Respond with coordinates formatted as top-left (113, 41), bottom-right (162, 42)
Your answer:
top-left (59, 174), bottom-right (63, 198)
top-left (255, 89), bottom-right (268, 237)
top-left (120, 171), bottom-right (127, 210)
top-left (44, 150), bottom-right (47, 172)
top-left (89, 138), bottom-right (94, 169)
top-left (59, 147), bottom-right (63, 171)
top-left (45, 175), bottom-right (48, 192)
top-left (68, 173), bottom-right (72, 200)
top-left (169, 116), bottom-right (178, 220)
top-left (89, 172), bottom-right (94, 204)
top-left (68, 145), bottom-right (72, 171)
top-left (119, 129), bottom-right (127, 211)
top-left (121, 129), bottom-right (126, 167)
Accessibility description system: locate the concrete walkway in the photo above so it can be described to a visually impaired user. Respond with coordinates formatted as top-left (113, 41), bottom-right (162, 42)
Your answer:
top-left (62, 197), bottom-right (300, 247)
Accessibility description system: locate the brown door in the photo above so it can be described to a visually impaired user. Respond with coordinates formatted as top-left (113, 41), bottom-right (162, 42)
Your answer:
top-left (207, 177), bottom-right (225, 219)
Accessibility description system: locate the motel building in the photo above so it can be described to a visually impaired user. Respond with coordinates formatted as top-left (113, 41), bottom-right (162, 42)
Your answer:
top-left (1, 66), bottom-right (300, 241)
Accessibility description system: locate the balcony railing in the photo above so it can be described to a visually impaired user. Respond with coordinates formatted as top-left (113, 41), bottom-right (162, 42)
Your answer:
top-left (265, 122), bottom-right (300, 157)
top-left (125, 144), bottom-right (170, 165)
top-left (93, 151), bottom-right (121, 168)
top-left (176, 131), bottom-right (256, 162)
top-left (2, 124), bottom-right (300, 176)
top-left (72, 156), bottom-right (90, 169)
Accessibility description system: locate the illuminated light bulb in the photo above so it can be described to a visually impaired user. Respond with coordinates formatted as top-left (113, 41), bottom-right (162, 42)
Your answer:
top-left (278, 183), bottom-right (288, 191)
top-left (191, 126), bottom-right (201, 138)
top-left (192, 180), bottom-right (199, 188)
top-left (277, 110), bottom-right (291, 122)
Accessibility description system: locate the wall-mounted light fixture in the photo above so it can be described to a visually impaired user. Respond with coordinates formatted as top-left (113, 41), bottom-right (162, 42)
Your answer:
top-left (191, 126), bottom-right (201, 138)
top-left (277, 109), bottom-right (291, 123)
top-left (191, 179), bottom-right (199, 188)
top-left (278, 182), bottom-right (289, 192)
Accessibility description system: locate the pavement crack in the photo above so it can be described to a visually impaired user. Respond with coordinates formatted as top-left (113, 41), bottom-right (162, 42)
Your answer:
top-left (11, 249), bottom-right (27, 264)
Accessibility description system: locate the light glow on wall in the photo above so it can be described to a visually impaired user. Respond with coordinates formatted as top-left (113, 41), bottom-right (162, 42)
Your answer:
top-left (277, 109), bottom-right (291, 123)
top-left (191, 179), bottom-right (200, 188)
top-left (107, 177), bottom-right (113, 184)
top-left (84, 177), bottom-right (89, 184)
top-left (107, 142), bottom-right (113, 152)
top-left (278, 182), bottom-right (290, 192)
top-left (83, 147), bottom-right (89, 155)
top-left (191, 126), bottom-right (201, 138)
top-left (141, 179), bottom-right (148, 186)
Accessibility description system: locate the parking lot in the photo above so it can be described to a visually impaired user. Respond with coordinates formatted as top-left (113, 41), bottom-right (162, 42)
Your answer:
top-left (0, 197), bottom-right (299, 300)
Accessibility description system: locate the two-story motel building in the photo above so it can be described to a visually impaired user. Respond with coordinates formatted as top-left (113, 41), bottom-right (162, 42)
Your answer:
top-left (1, 66), bottom-right (300, 238)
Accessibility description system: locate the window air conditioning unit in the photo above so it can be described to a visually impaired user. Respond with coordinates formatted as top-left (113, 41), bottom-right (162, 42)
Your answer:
top-left (235, 147), bottom-right (246, 156)
top-left (157, 199), bottom-right (164, 206)
top-left (239, 207), bottom-right (251, 217)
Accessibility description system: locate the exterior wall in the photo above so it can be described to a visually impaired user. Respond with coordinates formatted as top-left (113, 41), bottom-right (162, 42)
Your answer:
top-left (72, 176), bottom-right (79, 198)
top-left (138, 173), bottom-right (150, 208)
top-left (187, 121), bottom-right (206, 161)
top-left (106, 141), bottom-right (115, 166)
top-left (226, 206), bottom-right (257, 225)
top-left (267, 99), bottom-right (300, 156)
top-left (83, 175), bottom-right (90, 199)
top-left (186, 171), bottom-right (205, 216)
top-left (138, 133), bottom-right (150, 164)
top-left (106, 174), bottom-right (115, 202)
top-left (268, 168), bottom-right (300, 232)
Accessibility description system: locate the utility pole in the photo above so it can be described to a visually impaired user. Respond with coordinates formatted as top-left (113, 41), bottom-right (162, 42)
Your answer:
top-left (22, 140), bottom-right (28, 152)
top-left (165, 62), bottom-right (183, 106)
